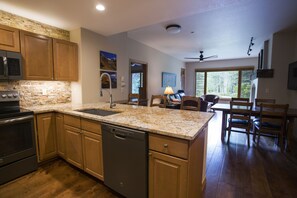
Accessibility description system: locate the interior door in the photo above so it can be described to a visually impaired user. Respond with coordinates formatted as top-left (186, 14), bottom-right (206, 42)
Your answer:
top-left (130, 60), bottom-right (147, 100)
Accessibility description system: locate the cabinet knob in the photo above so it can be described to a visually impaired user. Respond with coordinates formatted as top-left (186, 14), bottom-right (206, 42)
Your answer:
top-left (148, 153), bottom-right (152, 156)
top-left (163, 144), bottom-right (168, 148)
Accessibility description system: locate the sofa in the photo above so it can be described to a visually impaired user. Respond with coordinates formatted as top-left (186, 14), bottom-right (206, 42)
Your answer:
top-left (168, 90), bottom-right (208, 112)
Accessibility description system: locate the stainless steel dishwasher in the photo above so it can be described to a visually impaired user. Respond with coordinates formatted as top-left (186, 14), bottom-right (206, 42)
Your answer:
top-left (102, 123), bottom-right (147, 198)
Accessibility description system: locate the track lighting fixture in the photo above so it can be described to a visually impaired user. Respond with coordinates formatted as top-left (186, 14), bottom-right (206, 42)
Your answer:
top-left (247, 37), bottom-right (254, 56)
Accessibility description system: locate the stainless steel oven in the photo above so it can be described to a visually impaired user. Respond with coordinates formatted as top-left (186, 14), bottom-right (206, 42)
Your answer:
top-left (0, 91), bottom-right (37, 185)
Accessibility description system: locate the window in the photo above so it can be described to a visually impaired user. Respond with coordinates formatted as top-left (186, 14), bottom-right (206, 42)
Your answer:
top-left (131, 72), bottom-right (143, 94)
top-left (195, 67), bottom-right (254, 98)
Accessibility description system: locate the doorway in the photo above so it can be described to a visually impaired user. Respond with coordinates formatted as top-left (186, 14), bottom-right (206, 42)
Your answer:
top-left (181, 68), bottom-right (185, 90)
top-left (129, 60), bottom-right (147, 100)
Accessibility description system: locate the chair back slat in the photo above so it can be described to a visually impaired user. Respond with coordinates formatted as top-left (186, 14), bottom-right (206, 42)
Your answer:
top-left (128, 93), bottom-right (140, 105)
top-left (150, 95), bottom-right (167, 108)
top-left (231, 98), bottom-right (249, 102)
top-left (255, 98), bottom-right (276, 107)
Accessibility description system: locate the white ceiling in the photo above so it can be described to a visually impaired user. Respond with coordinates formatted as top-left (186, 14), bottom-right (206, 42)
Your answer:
top-left (1, 0), bottom-right (297, 62)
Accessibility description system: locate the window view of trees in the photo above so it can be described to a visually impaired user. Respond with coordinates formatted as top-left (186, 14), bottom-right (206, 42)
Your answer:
top-left (131, 72), bottom-right (143, 94)
top-left (240, 70), bottom-right (253, 98)
top-left (196, 72), bottom-right (205, 97)
top-left (195, 68), bottom-right (253, 98)
top-left (207, 71), bottom-right (238, 97)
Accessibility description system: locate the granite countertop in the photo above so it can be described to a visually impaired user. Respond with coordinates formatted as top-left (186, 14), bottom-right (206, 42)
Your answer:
top-left (26, 102), bottom-right (214, 140)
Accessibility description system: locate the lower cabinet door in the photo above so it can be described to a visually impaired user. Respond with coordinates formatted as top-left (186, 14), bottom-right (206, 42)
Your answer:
top-left (149, 150), bottom-right (188, 198)
top-left (65, 125), bottom-right (83, 169)
top-left (82, 131), bottom-right (104, 180)
top-left (56, 113), bottom-right (65, 158)
top-left (36, 113), bottom-right (57, 161)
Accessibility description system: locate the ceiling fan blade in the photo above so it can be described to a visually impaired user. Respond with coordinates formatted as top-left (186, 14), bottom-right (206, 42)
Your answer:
top-left (203, 55), bottom-right (218, 59)
top-left (184, 57), bottom-right (200, 59)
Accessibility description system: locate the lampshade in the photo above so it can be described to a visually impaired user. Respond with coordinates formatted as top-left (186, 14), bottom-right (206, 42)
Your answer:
top-left (164, 86), bottom-right (174, 95)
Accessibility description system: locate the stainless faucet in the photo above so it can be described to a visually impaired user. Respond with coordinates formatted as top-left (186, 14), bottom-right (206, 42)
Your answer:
top-left (100, 72), bottom-right (116, 108)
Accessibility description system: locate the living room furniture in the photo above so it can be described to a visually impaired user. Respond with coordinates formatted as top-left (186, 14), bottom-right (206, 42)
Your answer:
top-left (150, 95), bottom-right (167, 108)
top-left (211, 103), bottom-right (297, 151)
top-left (201, 94), bottom-right (219, 111)
top-left (253, 103), bottom-right (289, 151)
top-left (180, 96), bottom-right (200, 111)
top-left (227, 101), bottom-right (253, 147)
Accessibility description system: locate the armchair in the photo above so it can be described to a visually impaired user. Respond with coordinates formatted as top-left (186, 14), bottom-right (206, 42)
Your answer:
top-left (202, 94), bottom-right (219, 107)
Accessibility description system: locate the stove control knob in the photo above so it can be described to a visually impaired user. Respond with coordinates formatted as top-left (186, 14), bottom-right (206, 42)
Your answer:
top-left (1, 94), bottom-right (7, 98)
top-left (13, 94), bottom-right (18, 98)
top-left (7, 94), bottom-right (13, 98)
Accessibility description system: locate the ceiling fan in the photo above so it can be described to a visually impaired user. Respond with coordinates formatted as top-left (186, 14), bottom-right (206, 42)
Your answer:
top-left (185, 51), bottom-right (218, 62)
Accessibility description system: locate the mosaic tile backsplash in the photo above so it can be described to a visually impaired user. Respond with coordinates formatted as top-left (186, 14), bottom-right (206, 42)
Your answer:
top-left (0, 81), bottom-right (71, 107)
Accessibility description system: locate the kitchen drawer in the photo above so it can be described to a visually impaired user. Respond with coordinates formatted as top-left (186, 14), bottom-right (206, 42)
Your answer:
top-left (64, 114), bottom-right (81, 128)
top-left (81, 119), bottom-right (101, 135)
top-left (149, 134), bottom-right (188, 159)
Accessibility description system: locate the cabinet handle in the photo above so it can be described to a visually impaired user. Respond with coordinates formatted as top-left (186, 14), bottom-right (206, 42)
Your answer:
top-left (163, 144), bottom-right (168, 148)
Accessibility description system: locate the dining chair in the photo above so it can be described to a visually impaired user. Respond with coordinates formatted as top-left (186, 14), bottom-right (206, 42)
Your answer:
top-left (253, 103), bottom-right (289, 151)
top-left (128, 93), bottom-right (140, 105)
top-left (150, 95), bottom-right (167, 108)
top-left (253, 98), bottom-right (276, 141)
top-left (227, 101), bottom-right (253, 147)
top-left (180, 96), bottom-right (200, 111)
top-left (231, 97), bottom-right (250, 102)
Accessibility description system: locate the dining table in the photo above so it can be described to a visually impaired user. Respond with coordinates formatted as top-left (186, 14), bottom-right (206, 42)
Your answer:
top-left (211, 103), bottom-right (297, 150)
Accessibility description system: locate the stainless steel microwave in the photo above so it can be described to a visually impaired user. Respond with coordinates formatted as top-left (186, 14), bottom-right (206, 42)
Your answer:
top-left (0, 50), bottom-right (23, 80)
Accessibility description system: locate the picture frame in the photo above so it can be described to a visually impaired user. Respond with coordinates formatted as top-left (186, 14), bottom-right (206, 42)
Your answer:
top-left (100, 71), bottom-right (117, 89)
top-left (100, 51), bottom-right (117, 71)
top-left (162, 72), bottom-right (176, 87)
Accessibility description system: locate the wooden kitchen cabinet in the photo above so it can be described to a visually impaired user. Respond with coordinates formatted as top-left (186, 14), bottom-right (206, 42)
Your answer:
top-left (55, 113), bottom-right (66, 158)
top-left (20, 30), bottom-right (53, 80)
top-left (0, 24), bottom-right (20, 52)
top-left (36, 113), bottom-right (57, 162)
top-left (148, 127), bottom-right (208, 198)
top-left (53, 39), bottom-right (78, 81)
top-left (149, 151), bottom-right (188, 198)
top-left (81, 119), bottom-right (104, 180)
top-left (64, 115), bottom-right (83, 169)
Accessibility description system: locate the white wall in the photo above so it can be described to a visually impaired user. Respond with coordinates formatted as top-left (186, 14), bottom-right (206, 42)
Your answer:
top-left (70, 28), bottom-right (185, 104)
top-left (185, 57), bottom-right (258, 96)
top-left (257, 31), bottom-right (297, 107)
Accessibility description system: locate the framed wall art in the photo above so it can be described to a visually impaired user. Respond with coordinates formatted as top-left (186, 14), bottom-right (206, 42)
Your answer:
top-left (100, 51), bottom-right (117, 71)
top-left (162, 72), bottom-right (176, 87)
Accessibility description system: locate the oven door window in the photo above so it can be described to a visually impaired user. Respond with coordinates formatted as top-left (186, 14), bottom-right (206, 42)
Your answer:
top-left (0, 116), bottom-right (36, 166)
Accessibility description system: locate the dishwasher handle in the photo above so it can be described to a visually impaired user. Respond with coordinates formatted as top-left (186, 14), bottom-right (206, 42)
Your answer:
top-left (114, 131), bottom-right (127, 140)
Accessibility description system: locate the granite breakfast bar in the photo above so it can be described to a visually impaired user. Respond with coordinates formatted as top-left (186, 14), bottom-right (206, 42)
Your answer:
top-left (28, 103), bottom-right (214, 198)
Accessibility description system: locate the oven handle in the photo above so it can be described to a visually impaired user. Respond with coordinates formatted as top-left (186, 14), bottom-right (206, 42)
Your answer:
top-left (0, 115), bottom-right (34, 126)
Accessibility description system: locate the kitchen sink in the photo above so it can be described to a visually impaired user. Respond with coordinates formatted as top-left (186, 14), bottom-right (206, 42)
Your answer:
top-left (75, 108), bottom-right (120, 116)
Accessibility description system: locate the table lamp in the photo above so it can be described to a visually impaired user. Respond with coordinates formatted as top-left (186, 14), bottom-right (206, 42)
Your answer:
top-left (164, 86), bottom-right (174, 104)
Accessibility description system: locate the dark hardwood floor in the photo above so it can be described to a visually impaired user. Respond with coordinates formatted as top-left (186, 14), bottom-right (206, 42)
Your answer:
top-left (1, 111), bottom-right (297, 198)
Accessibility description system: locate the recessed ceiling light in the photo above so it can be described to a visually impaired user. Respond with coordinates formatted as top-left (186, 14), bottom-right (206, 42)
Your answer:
top-left (96, 4), bottom-right (105, 11)
top-left (165, 24), bottom-right (181, 34)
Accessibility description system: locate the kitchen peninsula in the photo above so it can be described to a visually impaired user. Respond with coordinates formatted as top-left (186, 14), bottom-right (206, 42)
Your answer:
top-left (28, 103), bottom-right (214, 198)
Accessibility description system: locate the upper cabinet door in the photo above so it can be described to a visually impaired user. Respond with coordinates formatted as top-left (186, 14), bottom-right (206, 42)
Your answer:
top-left (53, 39), bottom-right (78, 81)
top-left (20, 31), bottom-right (53, 80)
top-left (0, 24), bottom-right (20, 52)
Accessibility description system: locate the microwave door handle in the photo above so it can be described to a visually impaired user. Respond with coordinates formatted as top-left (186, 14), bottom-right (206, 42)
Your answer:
top-left (0, 115), bottom-right (34, 126)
